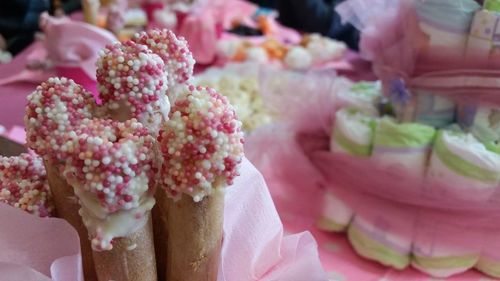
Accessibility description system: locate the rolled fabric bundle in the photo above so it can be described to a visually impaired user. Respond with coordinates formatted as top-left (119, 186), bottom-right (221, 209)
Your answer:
top-left (318, 109), bottom-right (375, 232)
top-left (457, 105), bottom-right (500, 151)
top-left (484, 0), bottom-right (500, 11)
top-left (348, 201), bottom-right (417, 270)
top-left (476, 231), bottom-right (500, 278)
top-left (372, 117), bottom-right (436, 178)
top-left (412, 219), bottom-right (483, 278)
top-left (330, 108), bottom-right (376, 156)
top-left (414, 90), bottom-right (456, 129)
top-left (426, 129), bottom-right (500, 202)
top-left (415, 0), bottom-right (480, 54)
top-left (336, 80), bottom-right (381, 116)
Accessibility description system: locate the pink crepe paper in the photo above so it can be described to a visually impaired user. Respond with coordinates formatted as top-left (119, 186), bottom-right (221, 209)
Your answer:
top-left (0, 203), bottom-right (82, 281)
top-left (40, 13), bottom-right (116, 86)
top-left (3, 126), bottom-right (26, 144)
top-left (0, 156), bottom-right (328, 280)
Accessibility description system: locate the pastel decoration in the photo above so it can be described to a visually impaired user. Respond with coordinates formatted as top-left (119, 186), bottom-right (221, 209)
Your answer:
top-left (427, 129), bottom-right (500, 202)
top-left (484, 0), bottom-right (500, 12)
top-left (414, 90), bottom-right (456, 128)
top-left (372, 117), bottom-right (436, 178)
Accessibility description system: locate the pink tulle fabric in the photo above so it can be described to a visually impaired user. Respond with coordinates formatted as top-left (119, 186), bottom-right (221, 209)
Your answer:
top-left (336, 0), bottom-right (500, 80)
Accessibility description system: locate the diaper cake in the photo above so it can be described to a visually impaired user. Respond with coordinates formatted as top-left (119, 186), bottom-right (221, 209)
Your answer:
top-left (317, 0), bottom-right (500, 278)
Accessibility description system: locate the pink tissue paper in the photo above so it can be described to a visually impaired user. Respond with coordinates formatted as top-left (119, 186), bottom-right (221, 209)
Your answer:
top-left (0, 157), bottom-right (328, 281)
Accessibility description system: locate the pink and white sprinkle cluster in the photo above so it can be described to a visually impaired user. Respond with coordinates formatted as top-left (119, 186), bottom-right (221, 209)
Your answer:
top-left (0, 153), bottom-right (54, 217)
top-left (132, 29), bottom-right (195, 87)
top-left (96, 41), bottom-right (169, 129)
top-left (62, 118), bottom-right (156, 212)
top-left (25, 77), bottom-right (96, 160)
top-left (159, 85), bottom-right (244, 202)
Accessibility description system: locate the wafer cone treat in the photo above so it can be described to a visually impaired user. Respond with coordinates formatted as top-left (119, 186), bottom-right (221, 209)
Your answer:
top-left (25, 77), bottom-right (99, 281)
top-left (158, 85), bottom-right (245, 281)
top-left (59, 118), bottom-right (158, 281)
top-left (0, 153), bottom-right (54, 217)
top-left (44, 158), bottom-right (98, 280)
top-left (82, 0), bottom-right (100, 25)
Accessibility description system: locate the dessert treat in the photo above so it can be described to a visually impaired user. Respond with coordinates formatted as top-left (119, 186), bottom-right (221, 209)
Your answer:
top-left (83, 0), bottom-right (100, 26)
top-left (284, 46), bottom-right (313, 70)
top-left (195, 71), bottom-right (273, 132)
top-left (158, 85), bottom-right (244, 281)
top-left (132, 29), bottom-right (195, 90)
top-left (25, 77), bottom-right (98, 281)
top-left (0, 153), bottom-right (54, 217)
top-left (96, 40), bottom-right (170, 135)
top-left (61, 118), bottom-right (158, 281)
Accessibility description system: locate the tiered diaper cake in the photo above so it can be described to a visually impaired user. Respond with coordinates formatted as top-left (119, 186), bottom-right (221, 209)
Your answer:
top-left (317, 0), bottom-right (500, 278)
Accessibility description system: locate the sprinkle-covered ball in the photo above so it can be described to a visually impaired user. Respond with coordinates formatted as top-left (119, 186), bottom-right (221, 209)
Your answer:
top-left (62, 118), bottom-right (156, 212)
top-left (96, 41), bottom-right (170, 133)
top-left (25, 77), bottom-right (96, 160)
top-left (159, 85), bottom-right (244, 202)
top-left (0, 153), bottom-right (54, 217)
top-left (132, 29), bottom-right (195, 87)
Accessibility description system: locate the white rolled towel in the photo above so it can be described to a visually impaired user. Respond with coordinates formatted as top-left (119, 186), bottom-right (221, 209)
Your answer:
top-left (427, 129), bottom-right (500, 202)
top-left (476, 231), bottom-right (500, 278)
top-left (372, 118), bottom-right (436, 178)
top-left (348, 202), bottom-right (417, 270)
top-left (318, 109), bottom-right (376, 232)
top-left (412, 220), bottom-right (483, 278)
top-left (336, 80), bottom-right (381, 116)
top-left (413, 129), bottom-right (500, 277)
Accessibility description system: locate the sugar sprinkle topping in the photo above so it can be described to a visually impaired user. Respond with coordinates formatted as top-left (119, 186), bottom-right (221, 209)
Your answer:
top-left (159, 85), bottom-right (244, 202)
top-left (0, 153), bottom-right (54, 217)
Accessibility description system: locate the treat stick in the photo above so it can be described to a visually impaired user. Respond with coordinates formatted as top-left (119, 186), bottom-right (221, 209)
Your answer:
top-left (152, 188), bottom-right (169, 281)
top-left (25, 78), bottom-right (98, 281)
top-left (166, 190), bottom-right (224, 281)
top-left (92, 214), bottom-right (156, 281)
top-left (158, 85), bottom-right (244, 281)
top-left (97, 32), bottom-right (194, 278)
top-left (44, 159), bottom-right (98, 281)
top-left (62, 119), bottom-right (158, 281)
top-left (82, 0), bottom-right (100, 25)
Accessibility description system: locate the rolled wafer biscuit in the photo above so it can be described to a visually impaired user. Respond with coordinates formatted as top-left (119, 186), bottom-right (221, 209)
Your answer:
top-left (62, 118), bottom-right (158, 281)
top-left (24, 77), bottom-right (98, 281)
top-left (158, 85), bottom-right (244, 281)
